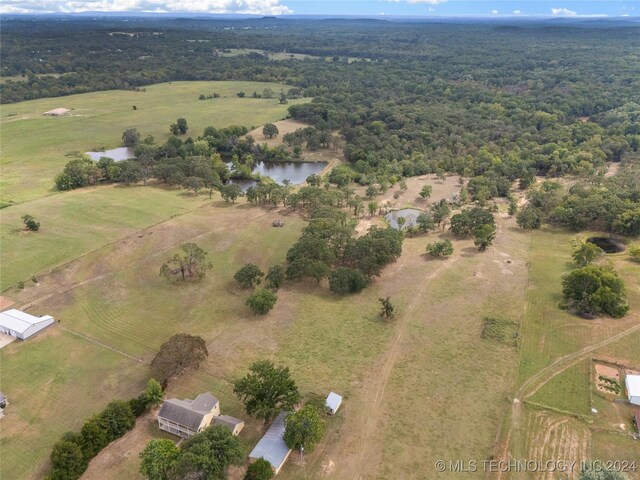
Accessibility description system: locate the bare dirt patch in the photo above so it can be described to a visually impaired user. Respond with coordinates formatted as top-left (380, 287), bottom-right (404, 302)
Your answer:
top-left (0, 295), bottom-right (15, 310)
top-left (81, 409), bottom-right (164, 480)
top-left (0, 332), bottom-right (17, 349)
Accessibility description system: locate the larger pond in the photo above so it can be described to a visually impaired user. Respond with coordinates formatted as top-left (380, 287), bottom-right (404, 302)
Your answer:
top-left (385, 208), bottom-right (423, 230)
top-left (85, 147), bottom-right (136, 162)
top-left (229, 161), bottom-right (327, 190)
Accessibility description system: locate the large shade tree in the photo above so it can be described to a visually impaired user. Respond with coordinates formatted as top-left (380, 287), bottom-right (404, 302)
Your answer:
top-left (234, 360), bottom-right (300, 423)
top-left (151, 333), bottom-right (208, 382)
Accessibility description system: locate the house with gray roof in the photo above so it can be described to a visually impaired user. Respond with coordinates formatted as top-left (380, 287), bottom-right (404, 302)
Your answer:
top-left (0, 309), bottom-right (55, 340)
top-left (157, 392), bottom-right (220, 438)
top-left (249, 411), bottom-right (292, 475)
top-left (213, 414), bottom-right (245, 436)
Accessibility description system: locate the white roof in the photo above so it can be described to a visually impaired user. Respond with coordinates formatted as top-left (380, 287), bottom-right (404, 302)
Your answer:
top-left (249, 412), bottom-right (291, 468)
top-left (44, 108), bottom-right (70, 115)
top-left (0, 309), bottom-right (53, 334)
top-left (627, 374), bottom-right (640, 396)
top-left (326, 392), bottom-right (342, 410)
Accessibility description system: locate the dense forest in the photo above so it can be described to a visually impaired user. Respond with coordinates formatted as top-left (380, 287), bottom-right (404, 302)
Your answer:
top-left (3, 16), bottom-right (640, 236)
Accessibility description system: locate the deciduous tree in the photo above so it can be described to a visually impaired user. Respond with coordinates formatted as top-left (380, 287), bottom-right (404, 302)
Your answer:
top-left (284, 405), bottom-right (326, 455)
top-left (139, 439), bottom-right (181, 480)
top-left (151, 333), bottom-right (208, 382)
top-left (562, 265), bottom-right (629, 318)
top-left (234, 360), bottom-right (300, 423)
top-left (246, 288), bottom-right (277, 315)
top-left (160, 243), bottom-right (212, 282)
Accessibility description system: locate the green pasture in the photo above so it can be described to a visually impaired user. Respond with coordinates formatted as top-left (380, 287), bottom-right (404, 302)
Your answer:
top-left (0, 81), bottom-right (307, 203)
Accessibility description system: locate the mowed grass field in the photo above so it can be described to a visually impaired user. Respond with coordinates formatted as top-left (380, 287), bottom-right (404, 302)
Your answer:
top-left (0, 186), bottom-right (210, 290)
top-left (504, 229), bottom-right (640, 480)
top-left (0, 81), bottom-right (308, 203)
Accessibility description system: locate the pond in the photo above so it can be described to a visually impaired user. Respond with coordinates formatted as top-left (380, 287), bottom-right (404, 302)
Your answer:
top-left (586, 237), bottom-right (626, 254)
top-left (229, 161), bottom-right (327, 190)
top-left (385, 208), bottom-right (423, 230)
top-left (85, 147), bottom-right (136, 162)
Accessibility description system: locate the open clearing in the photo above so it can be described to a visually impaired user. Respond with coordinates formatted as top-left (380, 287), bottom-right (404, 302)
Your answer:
top-left (1, 178), bottom-right (532, 480)
top-left (0, 81), bottom-right (308, 203)
top-left (494, 228), bottom-right (640, 480)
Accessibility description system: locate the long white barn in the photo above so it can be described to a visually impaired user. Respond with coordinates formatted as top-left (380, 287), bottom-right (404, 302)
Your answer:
top-left (0, 309), bottom-right (55, 340)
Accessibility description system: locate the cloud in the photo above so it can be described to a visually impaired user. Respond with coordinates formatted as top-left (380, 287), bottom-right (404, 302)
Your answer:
top-left (551, 7), bottom-right (577, 16)
top-left (0, 0), bottom-right (293, 14)
top-left (513, 9), bottom-right (521, 15)
top-left (491, 9), bottom-right (498, 14)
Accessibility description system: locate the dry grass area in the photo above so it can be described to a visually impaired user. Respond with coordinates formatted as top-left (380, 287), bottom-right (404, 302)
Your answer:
top-left (246, 118), bottom-right (345, 170)
top-left (494, 228), bottom-right (640, 480)
top-left (355, 173), bottom-right (463, 213)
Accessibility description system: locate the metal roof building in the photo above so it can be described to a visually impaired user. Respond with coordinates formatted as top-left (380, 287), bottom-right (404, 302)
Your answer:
top-left (249, 411), bottom-right (292, 475)
top-left (325, 392), bottom-right (342, 415)
top-left (626, 374), bottom-right (640, 406)
top-left (0, 309), bottom-right (55, 340)
top-left (157, 392), bottom-right (220, 439)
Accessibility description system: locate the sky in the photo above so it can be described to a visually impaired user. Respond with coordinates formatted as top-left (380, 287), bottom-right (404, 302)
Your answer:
top-left (1, 0), bottom-right (638, 17)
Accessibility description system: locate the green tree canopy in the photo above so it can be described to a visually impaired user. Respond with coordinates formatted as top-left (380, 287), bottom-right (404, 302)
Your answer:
top-left (572, 242), bottom-right (605, 267)
top-left (262, 123), bottom-right (279, 138)
top-left (122, 128), bottom-right (141, 148)
top-left (234, 360), bottom-right (300, 423)
top-left (474, 224), bottom-right (497, 251)
top-left (246, 288), bottom-right (278, 315)
top-left (139, 439), bottom-right (181, 480)
top-left (177, 426), bottom-right (243, 480)
top-left (562, 265), bottom-right (629, 318)
top-left (283, 405), bottom-right (326, 454)
top-left (426, 240), bottom-right (453, 258)
top-left (151, 333), bottom-right (208, 382)
top-left (244, 458), bottom-right (274, 480)
top-left (328, 267), bottom-right (368, 294)
top-left (160, 243), bottom-right (212, 282)
top-left (234, 264), bottom-right (264, 288)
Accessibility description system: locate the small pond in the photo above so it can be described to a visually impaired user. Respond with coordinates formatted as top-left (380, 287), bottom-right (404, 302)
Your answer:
top-left (385, 208), bottom-right (423, 230)
top-left (85, 147), bottom-right (136, 162)
top-left (586, 237), bottom-right (626, 254)
top-left (229, 161), bottom-right (327, 190)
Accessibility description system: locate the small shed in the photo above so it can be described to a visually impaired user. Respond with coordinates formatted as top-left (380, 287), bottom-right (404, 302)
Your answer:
top-left (213, 414), bottom-right (244, 436)
top-left (325, 392), bottom-right (342, 415)
top-left (43, 108), bottom-right (71, 116)
top-left (249, 411), bottom-right (291, 475)
top-left (626, 374), bottom-right (640, 406)
top-left (0, 309), bottom-right (55, 340)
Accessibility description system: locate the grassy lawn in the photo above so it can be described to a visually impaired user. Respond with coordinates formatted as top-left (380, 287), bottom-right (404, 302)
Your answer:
top-left (0, 186), bottom-right (209, 291)
top-left (0, 328), bottom-right (148, 480)
top-left (508, 228), bottom-right (640, 474)
top-left (528, 359), bottom-right (592, 416)
top-left (1, 81), bottom-right (308, 203)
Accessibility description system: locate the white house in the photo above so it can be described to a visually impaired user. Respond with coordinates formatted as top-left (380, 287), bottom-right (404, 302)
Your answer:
top-left (249, 412), bottom-right (291, 475)
top-left (625, 374), bottom-right (640, 406)
top-left (0, 309), bottom-right (55, 340)
top-left (325, 392), bottom-right (342, 415)
top-left (157, 392), bottom-right (220, 438)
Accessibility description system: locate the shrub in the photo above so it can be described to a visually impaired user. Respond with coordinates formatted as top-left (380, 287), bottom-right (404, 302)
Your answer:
top-left (246, 289), bottom-right (277, 315)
